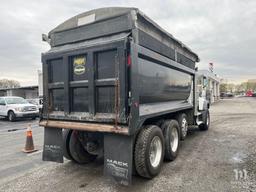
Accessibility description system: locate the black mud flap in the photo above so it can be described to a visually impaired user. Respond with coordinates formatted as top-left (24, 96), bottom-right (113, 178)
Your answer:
top-left (42, 127), bottom-right (64, 163)
top-left (104, 134), bottom-right (133, 186)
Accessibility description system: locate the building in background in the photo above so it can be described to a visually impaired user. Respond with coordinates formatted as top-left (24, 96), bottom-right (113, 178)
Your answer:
top-left (0, 86), bottom-right (38, 99)
top-left (0, 70), bottom-right (43, 99)
top-left (198, 69), bottom-right (221, 104)
top-left (38, 70), bottom-right (43, 97)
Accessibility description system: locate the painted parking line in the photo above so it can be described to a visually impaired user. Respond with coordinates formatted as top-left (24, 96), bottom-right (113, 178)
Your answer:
top-left (0, 124), bottom-right (40, 134)
top-left (27, 149), bottom-right (43, 157)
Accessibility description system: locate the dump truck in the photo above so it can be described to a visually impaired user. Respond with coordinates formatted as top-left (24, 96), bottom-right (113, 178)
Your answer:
top-left (40, 7), bottom-right (210, 185)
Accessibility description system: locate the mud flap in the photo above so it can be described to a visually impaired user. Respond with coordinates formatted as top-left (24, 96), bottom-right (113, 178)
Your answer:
top-left (104, 134), bottom-right (133, 186)
top-left (42, 127), bottom-right (63, 163)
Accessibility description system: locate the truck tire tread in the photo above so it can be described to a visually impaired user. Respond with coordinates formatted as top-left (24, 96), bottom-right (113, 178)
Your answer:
top-left (199, 110), bottom-right (210, 131)
top-left (162, 120), bottom-right (180, 161)
top-left (63, 129), bottom-right (73, 160)
top-left (135, 125), bottom-right (164, 179)
top-left (176, 113), bottom-right (188, 140)
top-left (69, 131), bottom-right (97, 164)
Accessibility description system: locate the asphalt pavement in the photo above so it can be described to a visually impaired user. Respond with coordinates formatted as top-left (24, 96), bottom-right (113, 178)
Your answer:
top-left (0, 97), bottom-right (255, 192)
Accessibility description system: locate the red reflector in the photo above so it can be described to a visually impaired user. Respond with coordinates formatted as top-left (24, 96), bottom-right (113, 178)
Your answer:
top-left (127, 54), bottom-right (131, 66)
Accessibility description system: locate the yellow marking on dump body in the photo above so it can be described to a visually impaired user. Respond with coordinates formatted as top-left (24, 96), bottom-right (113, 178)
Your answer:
top-left (74, 57), bottom-right (86, 65)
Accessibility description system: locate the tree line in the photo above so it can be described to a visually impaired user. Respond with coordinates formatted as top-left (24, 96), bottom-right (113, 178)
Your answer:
top-left (220, 82), bottom-right (256, 93)
top-left (0, 79), bottom-right (20, 89)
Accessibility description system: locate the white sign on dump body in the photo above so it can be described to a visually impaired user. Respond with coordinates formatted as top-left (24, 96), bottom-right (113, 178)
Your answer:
top-left (78, 14), bottom-right (96, 26)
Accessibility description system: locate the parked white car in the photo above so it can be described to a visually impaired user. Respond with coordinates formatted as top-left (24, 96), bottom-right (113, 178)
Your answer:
top-left (0, 96), bottom-right (39, 121)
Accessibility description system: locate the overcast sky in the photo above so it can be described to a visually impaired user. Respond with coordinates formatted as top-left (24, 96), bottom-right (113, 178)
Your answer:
top-left (0, 0), bottom-right (255, 85)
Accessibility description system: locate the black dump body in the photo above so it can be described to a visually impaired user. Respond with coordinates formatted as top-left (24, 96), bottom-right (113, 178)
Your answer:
top-left (41, 7), bottom-right (199, 135)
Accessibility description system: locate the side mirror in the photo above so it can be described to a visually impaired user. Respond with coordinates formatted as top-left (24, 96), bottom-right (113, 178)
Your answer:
top-left (42, 34), bottom-right (51, 45)
top-left (0, 103), bottom-right (6, 106)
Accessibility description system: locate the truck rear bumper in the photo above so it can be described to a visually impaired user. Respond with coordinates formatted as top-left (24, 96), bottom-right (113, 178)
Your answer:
top-left (39, 120), bottom-right (129, 135)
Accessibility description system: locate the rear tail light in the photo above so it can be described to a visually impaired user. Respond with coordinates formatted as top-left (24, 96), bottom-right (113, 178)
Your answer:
top-left (127, 54), bottom-right (131, 67)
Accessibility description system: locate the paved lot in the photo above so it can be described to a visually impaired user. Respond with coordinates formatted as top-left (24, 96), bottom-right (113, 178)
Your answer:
top-left (0, 97), bottom-right (255, 192)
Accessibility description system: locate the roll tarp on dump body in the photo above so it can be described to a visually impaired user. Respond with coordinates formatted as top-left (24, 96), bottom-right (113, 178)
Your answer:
top-left (48, 7), bottom-right (199, 65)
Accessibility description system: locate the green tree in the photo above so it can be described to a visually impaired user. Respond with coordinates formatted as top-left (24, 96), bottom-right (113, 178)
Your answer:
top-left (220, 83), bottom-right (227, 93)
top-left (247, 82), bottom-right (256, 91)
top-left (220, 83), bottom-right (237, 93)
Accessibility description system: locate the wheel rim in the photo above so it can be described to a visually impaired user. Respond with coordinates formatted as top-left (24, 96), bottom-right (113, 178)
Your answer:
top-left (9, 113), bottom-right (13, 121)
top-left (149, 136), bottom-right (162, 168)
top-left (181, 118), bottom-right (188, 137)
top-left (69, 131), bottom-right (96, 164)
top-left (170, 127), bottom-right (179, 152)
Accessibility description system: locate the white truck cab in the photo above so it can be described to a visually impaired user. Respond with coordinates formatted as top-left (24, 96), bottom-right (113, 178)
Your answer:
top-left (0, 96), bottom-right (39, 121)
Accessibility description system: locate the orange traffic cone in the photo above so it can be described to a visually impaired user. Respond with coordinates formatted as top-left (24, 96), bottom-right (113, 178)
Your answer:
top-left (22, 124), bottom-right (38, 153)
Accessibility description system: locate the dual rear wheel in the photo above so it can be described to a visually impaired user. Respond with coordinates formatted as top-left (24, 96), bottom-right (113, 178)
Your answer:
top-left (62, 129), bottom-right (97, 164)
top-left (134, 125), bottom-right (164, 178)
top-left (134, 120), bottom-right (180, 178)
top-left (63, 111), bottom-right (209, 179)
top-left (64, 120), bottom-right (181, 178)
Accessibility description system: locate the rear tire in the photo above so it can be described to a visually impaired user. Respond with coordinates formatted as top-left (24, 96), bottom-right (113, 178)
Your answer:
top-left (161, 120), bottom-right (180, 161)
top-left (134, 125), bottom-right (164, 179)
top-left (62, 129), bottom-right (73, 160)
top-left (69, 130), bottom-right (97, 164)
top-left (176, 113), bottom-right (188, 140)
top-left (199, 110), bottom-right (210, 131)
top-left (8, 111), bottom-right (16, 122)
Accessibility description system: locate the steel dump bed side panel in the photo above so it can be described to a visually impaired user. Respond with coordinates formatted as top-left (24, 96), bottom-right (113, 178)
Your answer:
top-left (129, 43), bottom-right (195, 134)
